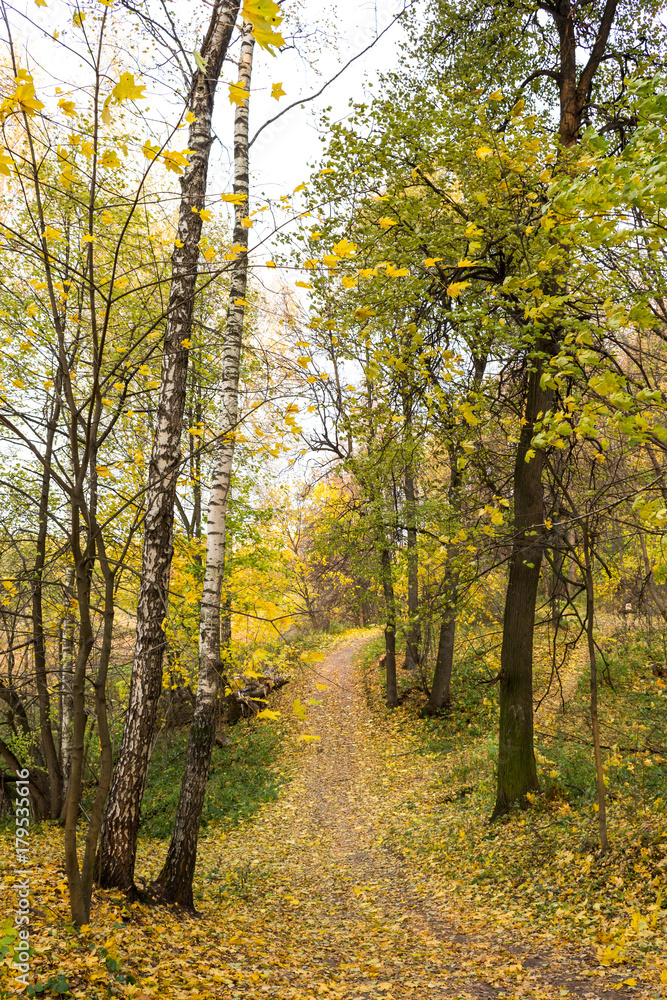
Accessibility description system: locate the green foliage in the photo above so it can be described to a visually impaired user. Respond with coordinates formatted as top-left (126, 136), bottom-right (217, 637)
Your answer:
top-left (140, 716), bottom-right (288, 839)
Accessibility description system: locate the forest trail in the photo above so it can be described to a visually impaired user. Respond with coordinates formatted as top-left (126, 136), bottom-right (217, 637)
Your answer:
top-left (163, 633), bottom-right (652, 1000)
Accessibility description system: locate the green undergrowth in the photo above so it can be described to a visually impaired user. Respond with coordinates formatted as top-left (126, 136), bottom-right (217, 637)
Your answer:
top-left (140, 715), bottom-right (289, 839)
top-left (357, 627), bottom-right (667, 985)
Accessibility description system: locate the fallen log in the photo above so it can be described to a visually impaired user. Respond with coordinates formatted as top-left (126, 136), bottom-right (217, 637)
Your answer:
top-left (224, 673), bottom-right (289, 723)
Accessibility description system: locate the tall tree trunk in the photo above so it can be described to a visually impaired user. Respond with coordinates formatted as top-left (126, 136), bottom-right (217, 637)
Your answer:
top-left (582, 521), bottom-right (609, 853)
top-left (32, 394), bottom-right (63, 817)
top-left (427, 448), bottom-right (463, 713)
top-left (493, 356), bottom-right (550, 818)
top-left (427, 568), bottom-right (459, 713)
top-left (403, 463), bottom-right (421, 671)
top-left (493, 0), bottom-right (618, 817)
top-left (99, 0), bottom-right (241, 893)
top-left (381, 544), bottom-right (398, 708)
top-left (59, 567), bottom-right (75, 821)
top-left (152, 22), bottom-right (254, 910)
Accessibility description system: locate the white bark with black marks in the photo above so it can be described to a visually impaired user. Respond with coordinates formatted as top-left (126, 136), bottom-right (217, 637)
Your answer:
top-left (99, 0), bottom-right (241, 893)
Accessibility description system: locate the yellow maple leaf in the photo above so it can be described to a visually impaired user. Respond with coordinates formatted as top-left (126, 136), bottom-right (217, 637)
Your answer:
top-left (58, 98), bottom-right (76, 117)
top-left (0, 149), bottom-right (13, 176)
top-left (142, 140), bottom-right (160, 160)
top-left (332, 238), bottom-right (357, 258)
top-left (42, 225), bottom-right (64, 241)
top-left (378, 216), bottom-right (397, 228)
top-left (198, 208), bottom-right (212, 221)
top-left (242, 0), bottom-right (285, 54)
top-left (295, 281), bottom-right (312, 289)
top-left (385, 263), bottom-right (409, 277)
top-left (476, 146), bottom-right (494, 159)
top-left (447, 280), bottom-right (470, 298)
top-left (271, 82), bottom-right (286, 100)
top-left (292, 697), bottom-right (307, 720)
top-left (423, 257), bottom-right (443, 266)
top-left (241, 217), bottom-right (253, 228)
top-left (162, 149), bottom-right (190, 174)
top-left (100, 148), bottom-right (121, 169)
top-left (228, 80), bottom-right (248, 106)
top-left (266, 260), bottom-right (277, 268)
top-left (341, 275), bottom-right (357, 289)
top-left (221, 192), bottom-right (245, 205)
top-left (297, 734), bottom-right (321, 743)
top-left (256, 709), bottom-right (281, 721)
top-left (112, 72), bottom-right (146, 103)
top-left (322, 254), bottom-right (339, 269)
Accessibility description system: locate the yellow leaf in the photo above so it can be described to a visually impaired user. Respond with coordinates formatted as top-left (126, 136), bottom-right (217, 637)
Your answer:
top-left (256, 709), bottom-right (281, 720)
top-left (385, 264), bottom-right (409, 277)
top-left (271, 82), bottom-right (286, 100)
top-left (266, 260), bottom-right (277, 267)
top-left (234, 298), bottom-right (249, 307)
top-left (292, 697), bottom-right (307, 720)
top-left (332, 238), bottom-right (357, 258)
top-left (295, 281), bottom-right (312, 289)
top-left (34, 0), bottom-right (47, 5)
top-left (185, 110), bottom-right (196, 123)
top-left (242, 0), bottom-right (285, 53)
top-left (303, 259), bottom-right (319, 269)
top-left (341, 275), bottom-right (357, 289)
top-left (221, 192), bottom-right (246, 205)
top-left (378, 216), bottom-right (397, 228)
top-left (322, 254), bottom-right (339, 269)
top-left (315, 683), bottom-right (328, 691)
top-left (241, 217), bottom-right (253, 228)
top-left (58, 98), bottom-right (76, 116)
top-left (198, 208), bottom-right (212, 221)
top-left (0, 149), bottom-right (13, 175)
top-left (447, 280), bottom-right (470, 298)
top-left (297, 734), bottom-right (321, 743)
top-left (293, 182), bottom-right (307, 193)
top-left (228, 81), bottom-right (248, 106)
top-left (112, 72), bottom-right (146, 103)
top-left (424, 257), bottom-right (443, 266)
top-left (100, 148), bottom-right (121, 169)
top-left (162, 149), bottom-right (191, 174)
top-left (489, 89), bottom-right (503, 100)
top-left (142, 140), bottom-right (160, 160)
top-left (297, 356), bottom-right (310, 367)
top-left (42, 225), bottom-right (64, 241)
top-left (476, 146), bottom-right (494, 159)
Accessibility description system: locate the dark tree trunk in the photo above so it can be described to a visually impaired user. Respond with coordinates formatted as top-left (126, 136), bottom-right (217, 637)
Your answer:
top-left (493, 0), bottom-right (619, 817)
top-left (32, 394), bottom-right (63, 817)
top-left (403, 464), bottom-right (421, 671)
top-left (381, 545), bottom-right (398, 708)
top-left (493, 356), bottom-right (551, 818)
top-left (427, 573), bottom-right (459, 713)
top-left (99, 0), bottom-right (241, 893)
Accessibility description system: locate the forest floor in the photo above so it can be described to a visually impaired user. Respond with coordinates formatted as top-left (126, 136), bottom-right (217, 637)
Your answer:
top-left (1, 630), bottom-right (666, 999)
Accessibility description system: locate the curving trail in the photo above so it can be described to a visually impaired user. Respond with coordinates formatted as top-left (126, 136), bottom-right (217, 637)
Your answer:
top-left (181, 634), bottom-right (651, 1000)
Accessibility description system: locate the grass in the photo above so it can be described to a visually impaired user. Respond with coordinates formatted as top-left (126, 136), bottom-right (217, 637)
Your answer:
top-left (140, 714), bottom-right (289, 839)
top-left (356, 618), bottom-right (667, 985)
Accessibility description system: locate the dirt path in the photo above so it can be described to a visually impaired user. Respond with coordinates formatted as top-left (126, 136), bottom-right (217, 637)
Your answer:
top-left (196, 635), bottom-right (654, 1000)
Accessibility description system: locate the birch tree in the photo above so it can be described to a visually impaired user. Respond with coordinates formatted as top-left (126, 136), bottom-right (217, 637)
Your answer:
top-left (152, 21), bottom-right (255, 910)
top-left (99, 0), bottom-right (242, 893)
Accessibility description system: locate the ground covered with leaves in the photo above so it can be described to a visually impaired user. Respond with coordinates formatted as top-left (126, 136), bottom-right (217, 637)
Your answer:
top-left (1, 630), bottom-right (666, 999)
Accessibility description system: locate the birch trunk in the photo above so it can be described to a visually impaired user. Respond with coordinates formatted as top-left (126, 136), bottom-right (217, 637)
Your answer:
top-left (58, 567), bottom-right (75, 821)
top-left (152, 24), bottom-right (254, 909)
top-left (99, 0), bottom-right (241, 893)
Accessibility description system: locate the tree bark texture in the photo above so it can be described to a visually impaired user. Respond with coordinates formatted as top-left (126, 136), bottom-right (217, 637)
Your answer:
top-left (493, 0), bottom-right (619, 817)
top-left (153, 23), bottom-right (254, 910)
top-left (493, 358), bottom-right (551, 818)
top-left (99, 0), bottom-right (241, 893)
top-left (32, 394), bottom-right (63, 817)
top-left (582, 522), bottom-right (609, 853)
top-left (403, 464), bottom-right (421, 671)
top-left (381, 545), bottom-right (398, 708)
